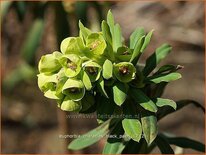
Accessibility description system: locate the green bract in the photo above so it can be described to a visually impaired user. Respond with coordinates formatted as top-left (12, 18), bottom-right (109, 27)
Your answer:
top-left (61, 96), bottom-right (82, 112)
top-left (83, 61), bottom-right (102, 82)
top-left (37, 10), bottom-right (204, 155)
top-left (60, 54), bottom-right (82, 78)
top-left (60, 37), bottom-right (85, 55)
top-left (113, 62), bottom-right (136, 83)
top-left (62, 79), bottom-right (85, 101)
top-left (38, 51), bottom-right (62, 74)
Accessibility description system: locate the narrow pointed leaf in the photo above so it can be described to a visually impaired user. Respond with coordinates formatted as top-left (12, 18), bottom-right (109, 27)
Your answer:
top-left (141, 114), bottom-right (158, 145)
top-left (130, 36), bottom-right (145, 64)
top-left (68, 119), bottom-right (111, 150)
top-left (143, 44), bottom-right (172, 76)
top-left (122, 119), bottom-right (142, 142)
top-left (154, 98), bottom-right (176, 110)
top-left (130, 27), bottom-right (145, 49)
top-left (107, 10), bottom-right (115, 35)
top-left (145, 72), bottom-right (182, 84)
top-left (101, 20), bottom-right (112, 45)
top-left (113, 24), bottom-right (122, 52)
top-left (140, 29), bottom-right (154, 52)
top-left (130, 88), bottom-right (158, 113)
top-left (79, 20), bottom-right (92, 41)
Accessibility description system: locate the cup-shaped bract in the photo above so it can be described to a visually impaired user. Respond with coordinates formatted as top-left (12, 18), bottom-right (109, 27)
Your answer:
top-left (113, 62), bottom-right (136, 83)
top-left (38, 51), bottom-right (62, 74)
top-left (62, 79), bottom-right (85, 101)
top-left (60, 96), bottom-right (82, 112)
top-left (37, 73), bottom-right (63, 99)
top-left (60, 37), bottom-right (85, 56)
top-left (86, 33), bottom-right (106, 55)
top-left (59, 54), bottom-right (82, 78)
top-left (83, 61), bottom-right (102, 82)
top-left (116, 46), bottom-right (132, 62)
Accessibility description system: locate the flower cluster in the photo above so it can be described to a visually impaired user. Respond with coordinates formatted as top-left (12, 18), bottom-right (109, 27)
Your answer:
top-left (38, 20), bottom-right (139, 112)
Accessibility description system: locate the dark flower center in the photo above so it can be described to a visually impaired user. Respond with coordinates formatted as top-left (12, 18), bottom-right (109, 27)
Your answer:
top-left (85, 67), bottom-right (98, 75)
top-left (67, 60), bottom-right (77, 71)
top-left (90, 40), bottom-right (100, 50)
top-left (68, 87), bottom-right (81, 94)
top-left (122, 51), bottom-right (129, 55)
top-left (119, 66), bottom-right (130, 75)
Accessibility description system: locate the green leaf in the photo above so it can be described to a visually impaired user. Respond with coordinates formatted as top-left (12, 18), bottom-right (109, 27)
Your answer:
top-left (163, 134), bottom-right (205, 152)
top-left (68, 119), bottom-right (111, 150)
top-left (21, 19), bottom-right (44, 65)
top-left (122, 119), bottom-right (142, 142)
top-left (103, 59), bottom-right (113, 79)
top-left (103, 122), bottom-right (125, 154)
top-left (101, 20), bottom-right (112, 45)
top-left (130, 88), bottom-right (158, 113)
top-left (143, 44), bottom-right (172, 76)
top-left (129, 36), bottom-right (145, 64)
top-left (113, 24), bottom-right (122, 52)
top-left (107, 10), bottom-right (115, 36)
top-left (154, 64), bottom-right (179, 75)
top-left (145, 72), bottom-right (182, 84)
top-left (155, 135), bottom-right (174, 154)
top-left (140, 29), bottom-right (154, 52)
top-left (157, 100), bottom-right (205, 120)
top-left (82, 71), bottom-right (92, 90)
top-left (129, 27), bottom-right (145, 49)
top-left (154, 98), bottom-right (176, 110)
top-left (97, 77), bottom-right (109, 98)
top-left (141, 114), bottom-right (158, 145)
top-left (113, 82), bottom-right (127, 106)
top-left (79, 20), bottom-right (91, 42)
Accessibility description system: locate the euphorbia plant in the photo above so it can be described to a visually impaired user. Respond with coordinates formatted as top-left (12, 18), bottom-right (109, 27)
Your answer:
top-left (37, 10), bottom-right (205, 154)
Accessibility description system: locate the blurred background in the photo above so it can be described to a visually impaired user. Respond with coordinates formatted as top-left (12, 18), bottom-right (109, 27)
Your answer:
top-left (1, 1), bottom-right (205, 154)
